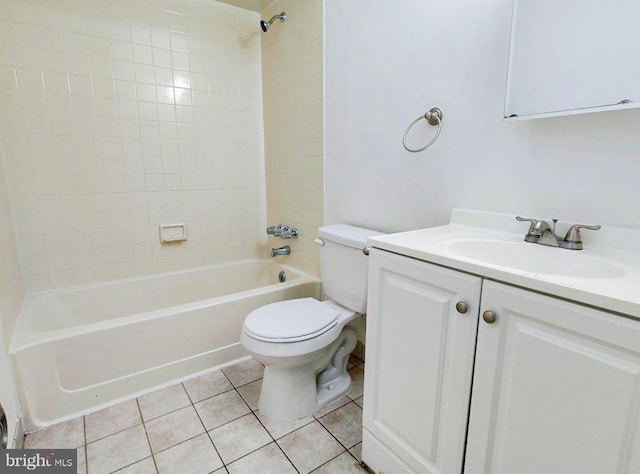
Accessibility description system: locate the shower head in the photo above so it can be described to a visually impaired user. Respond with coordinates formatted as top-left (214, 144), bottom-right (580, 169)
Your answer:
top-left (260, 12), bottom-right (286, 32)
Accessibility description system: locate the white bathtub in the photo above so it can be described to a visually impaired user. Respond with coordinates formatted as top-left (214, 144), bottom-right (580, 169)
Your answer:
top-left (10, 259), bottom-right (320, 429)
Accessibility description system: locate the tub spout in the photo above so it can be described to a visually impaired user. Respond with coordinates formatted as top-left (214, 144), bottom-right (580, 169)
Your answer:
top-left (271, 245), bottom-right (290, 257)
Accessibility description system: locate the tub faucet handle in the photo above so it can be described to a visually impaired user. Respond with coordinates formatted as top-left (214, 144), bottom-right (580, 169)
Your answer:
top-left (266, 225), bottom-right (284, 235)
top-left (280, 227), bottom-right (298, 239)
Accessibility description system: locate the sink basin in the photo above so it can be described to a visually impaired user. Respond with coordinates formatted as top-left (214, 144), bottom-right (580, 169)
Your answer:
top-left (446, 239), bottom-right (626, 279)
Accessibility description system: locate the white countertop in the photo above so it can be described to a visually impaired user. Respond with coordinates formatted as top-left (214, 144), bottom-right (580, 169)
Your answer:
top-left (368, 209), bottom-right (640, 318)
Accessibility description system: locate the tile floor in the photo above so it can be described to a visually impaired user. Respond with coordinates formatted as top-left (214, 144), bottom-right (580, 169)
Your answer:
top-left (24, 355), bottom-right (367, 474)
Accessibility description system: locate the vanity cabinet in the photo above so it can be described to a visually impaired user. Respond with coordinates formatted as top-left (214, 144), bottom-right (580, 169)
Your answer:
top-left (362, 249), bottom-right (640, 474)
top-left (466, 280), bottom-right (640, 474)
top-left (362, 249), bottom-right (482, 474)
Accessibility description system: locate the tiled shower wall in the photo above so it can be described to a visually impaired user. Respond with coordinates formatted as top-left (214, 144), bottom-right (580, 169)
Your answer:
top-left (261, 0), bottom-right (323, 277)
top-left (0, 0), bottom-right (267, 291)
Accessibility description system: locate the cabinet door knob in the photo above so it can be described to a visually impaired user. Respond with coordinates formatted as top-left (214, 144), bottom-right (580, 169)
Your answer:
top-left (482, 311), bottom-right (497, 324)
top-left (455, 301), bottom-right (468, 314)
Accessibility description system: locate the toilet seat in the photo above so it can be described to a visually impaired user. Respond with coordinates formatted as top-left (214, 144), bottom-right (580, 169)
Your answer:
top-left (244, 298), bottom-right (340, 343)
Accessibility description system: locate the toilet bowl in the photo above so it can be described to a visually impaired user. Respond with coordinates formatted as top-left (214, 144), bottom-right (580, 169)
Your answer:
top-left (241, 224), bottom-right (384, 420)
top-left (242, 298), bottom-right (359, 419)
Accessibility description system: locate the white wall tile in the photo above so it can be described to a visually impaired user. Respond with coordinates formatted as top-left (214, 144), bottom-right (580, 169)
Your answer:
top-left (261, 0), bottom-right (323, 277)
top-left (0, 0), bottom-right (266, 290)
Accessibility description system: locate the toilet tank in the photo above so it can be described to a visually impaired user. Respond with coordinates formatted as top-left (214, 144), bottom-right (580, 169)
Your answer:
top-left (318, 224), bottom-right (385, 314)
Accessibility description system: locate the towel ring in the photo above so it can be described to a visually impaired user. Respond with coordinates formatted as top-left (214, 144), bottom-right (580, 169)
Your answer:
top-left (403, 107), bottom-right (443, 153)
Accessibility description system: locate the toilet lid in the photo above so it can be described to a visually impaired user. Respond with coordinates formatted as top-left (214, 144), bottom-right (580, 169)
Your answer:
top-left (244, 298), bottom-right (339, 342)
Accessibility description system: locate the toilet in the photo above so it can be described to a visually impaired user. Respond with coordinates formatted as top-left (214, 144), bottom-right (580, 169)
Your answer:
top-left (241, 224), bottom-right (384, 420)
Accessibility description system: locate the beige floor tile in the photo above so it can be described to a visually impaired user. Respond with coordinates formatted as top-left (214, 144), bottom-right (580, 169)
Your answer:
top-left (77, 447), bottom-right (86, 474)
top-left (318, 402), bottom-right (363, 448)
top-left (194, 390), bottom-right (250, 431)
top-left (209, 414), bottom-right (271, 464)
top-left (236, 379), bottom-right (262, 411)
top-left (347, 367), bottom-right (365, 400)
top-left (154, 433), bottom-right (223, 474)
top-left (25, 417), bottom-right (85, 449)
top-left (144, 406), bottom-right (204, 453)
top-left (113, 458), bottom-right (157, 473)
top-left (85, 399), bottom-right (142, 442)
top-left (137, 384), bottom-right (191, 421)
top-left (349, 442), bottom-right (362, 462)
top-left (222, 358), bottom-right (264, 387)
top-left (86, 425), bottom-right (150, 474)
top-left (226, 443), bottom-right (296, 474)
top-left (255, 410), bottom-right (314, 440)
top-left (314, 395), bottom-right (351, 419)
top-left (312, 452), bottom-right (365, 473)
top-left (183, 370), bottom-right (233, 403)
top-left (277, 421), bottom-right (344, 473)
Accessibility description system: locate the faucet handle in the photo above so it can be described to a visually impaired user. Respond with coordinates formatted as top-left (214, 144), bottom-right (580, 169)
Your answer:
top-left (516, 216), bottom-right (539, 229)
top-left (266, 225), bottom-right (284, 235)
top-left (516, 216), bottom-right (541, 239)
top-left (280, 227), bottom-right (298, 239)
top-left (564, 224), bottom-right (601, 244)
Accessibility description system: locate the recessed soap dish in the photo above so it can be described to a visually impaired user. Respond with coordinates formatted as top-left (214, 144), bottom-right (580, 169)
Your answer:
top-left (159, 224), bottom-right (187, 243)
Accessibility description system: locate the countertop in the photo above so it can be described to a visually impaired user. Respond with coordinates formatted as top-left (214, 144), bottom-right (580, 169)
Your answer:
top-left (368, 209), bottom-right (640, 318)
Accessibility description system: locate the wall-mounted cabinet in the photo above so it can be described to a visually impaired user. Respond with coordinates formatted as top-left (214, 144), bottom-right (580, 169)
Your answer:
top-left (504, 0), bottom-right (640, 121)
top-left (362, 249), bottom-right (640, 474)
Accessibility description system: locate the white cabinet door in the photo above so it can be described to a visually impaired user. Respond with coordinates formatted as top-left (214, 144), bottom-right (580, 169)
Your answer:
top-left (363, 249), bottom-right (482, 474)
top-left (465, 280), bottom-right (640, 474)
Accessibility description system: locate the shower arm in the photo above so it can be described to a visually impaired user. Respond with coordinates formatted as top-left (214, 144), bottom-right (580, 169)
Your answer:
top-left (267, 13), bottom-right (286, 26)
top-left (261, 12), bottom-right (286, 32)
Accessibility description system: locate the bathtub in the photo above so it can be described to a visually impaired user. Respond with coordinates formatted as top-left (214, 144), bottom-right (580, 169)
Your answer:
top-left (10, 259), bottom-right (320, 429)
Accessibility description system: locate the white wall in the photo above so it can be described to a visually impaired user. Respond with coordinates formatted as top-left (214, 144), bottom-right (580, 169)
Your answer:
top-left (261, 0), bottom-right (323, 276)
top-left (325, 0), bottom-right (640, 233)
top-left (0, 0), bottom-right (266, 292)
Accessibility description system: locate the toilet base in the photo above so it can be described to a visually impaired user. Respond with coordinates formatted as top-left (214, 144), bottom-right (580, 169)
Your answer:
top-left (257, 327), bottom-right (358, 421)
top-left (317, 371), bottom-right (351, 408)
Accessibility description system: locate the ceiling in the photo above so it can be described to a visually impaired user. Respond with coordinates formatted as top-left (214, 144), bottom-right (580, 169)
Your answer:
top-left (216, 0), bottom-right (274, 13)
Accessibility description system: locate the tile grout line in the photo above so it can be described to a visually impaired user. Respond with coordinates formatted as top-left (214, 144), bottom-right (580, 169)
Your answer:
top-left (227, 370), bottom-right (301, 474)
top-left (185, 378), bottom-right (233, 471)
top-left (108, 456), bottom-right (155, 474)
top-left (136, 398), bottom-right (160, 474)
top-left (315, 401), bottom-right (362, 461)
top-left (312, 397), bottom-right (353, 421)
top-left (85, 422), bottom-right (145, 446)
top-left (309, 449), bottom-right (362, 474)
top-left (318, 401), bottom-right (364, 452)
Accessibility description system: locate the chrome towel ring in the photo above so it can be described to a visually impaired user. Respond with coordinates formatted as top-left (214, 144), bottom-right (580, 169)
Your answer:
top-left (402, 107), bottom-right (443, 153)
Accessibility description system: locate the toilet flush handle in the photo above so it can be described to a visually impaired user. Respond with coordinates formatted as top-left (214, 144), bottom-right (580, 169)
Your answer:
top-left (314, 238), bottom-right (325, 247)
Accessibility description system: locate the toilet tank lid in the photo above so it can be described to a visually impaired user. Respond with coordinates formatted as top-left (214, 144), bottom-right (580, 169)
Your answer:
top-left (318, 224), bottom-right (385, 249)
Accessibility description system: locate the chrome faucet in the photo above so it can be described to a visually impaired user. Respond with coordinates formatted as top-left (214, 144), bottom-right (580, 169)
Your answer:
top-left (271, 245), bottom-right (290, 257)
top-left (266, 225), bottom-right (298, 239)
top-left (516, 216), bottom-right (601, 250)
